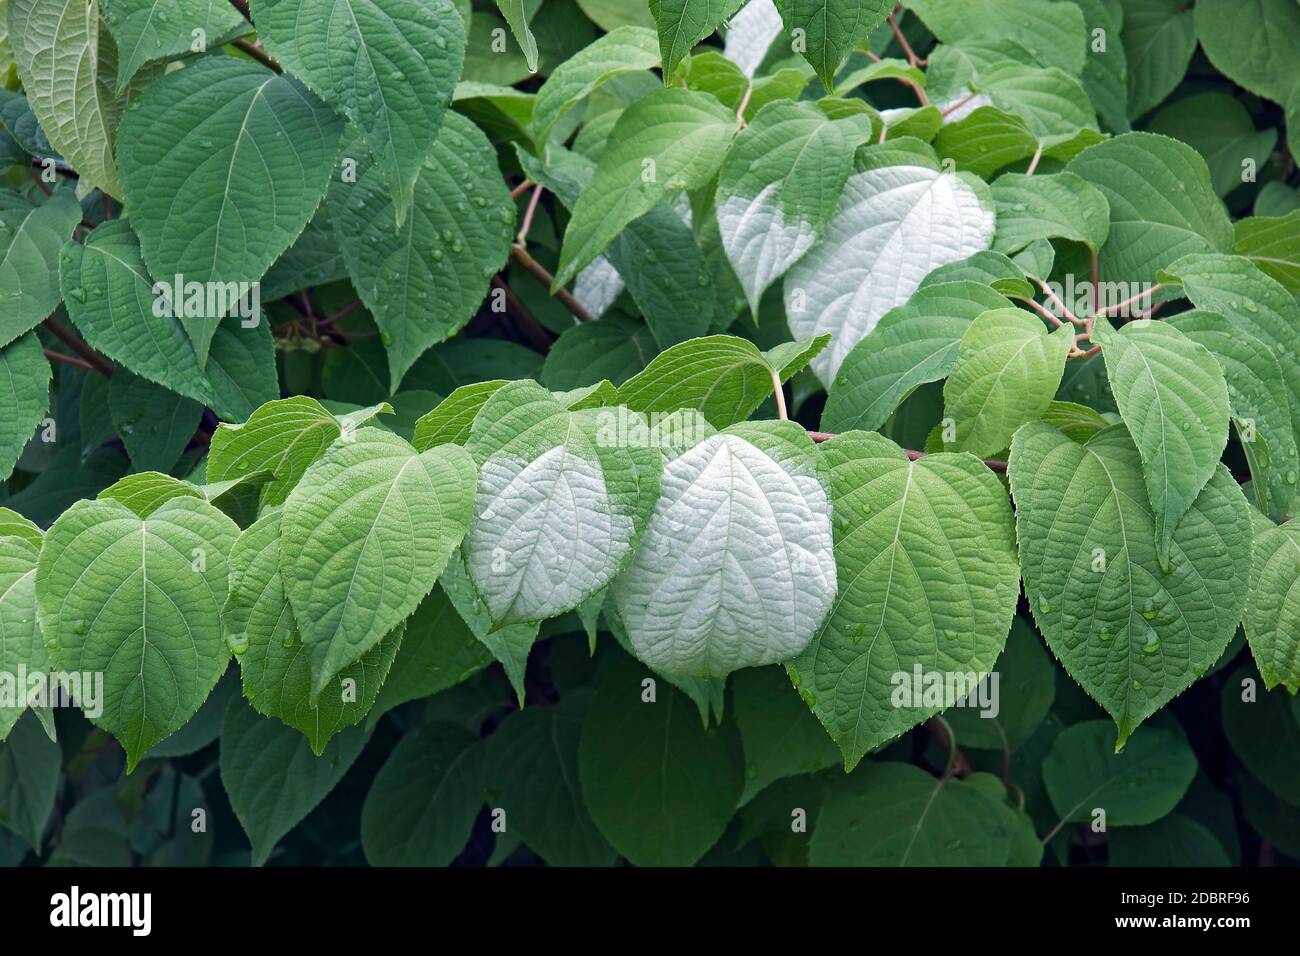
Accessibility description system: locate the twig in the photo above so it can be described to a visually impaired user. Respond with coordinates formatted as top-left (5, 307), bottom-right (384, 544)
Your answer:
top-left (769, 366), bottom-right (788, 421)
top-left (43, 317), bottom-right (113, 377)
top-left (1013, 294), bottom-right (1067, 329)
top-left (44, 349), bottom-right (94, 372)
top-left (887, 7), bottom-right (925, 67)
top-left (1025, 144), bottom-right (1043, 176)
top-left (516, 185), bottom-right (544, 245)
top-left (233, 38), bottom-right (281, 73)
top-left (941, 92), bottom-right (978, 119)
top-left (320, 299), bottom-right (362, 327)
top-left (927, 717), bottom-right (971, 781)
top-left (807, 431), bottom-right (1009, 473)
top-left (26, 166), bottom-right (52, 196)
top-left (509, 244), bottom-right (594, 324)
top-left (228, 0), bottom-right (251, 17)
top-left (736, 83), bottom-right (754, 124)
top-left (1037, 278), bottom-right (1085, 326)
top-left (1099, 283), bottom-right (1164, 318)
top-left (490, 276), bottom-right (555, 351)
top-left (510, 179), bottom-right (534, 199)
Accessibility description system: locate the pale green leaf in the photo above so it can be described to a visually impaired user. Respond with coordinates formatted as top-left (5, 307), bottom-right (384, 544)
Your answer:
top-left (823, 280), bottom-right (1011, 433)
top-left (791, 431), bottom-right (1020, 768)
top-left (775, 0), bottom-right (893, 90)
top-left (280, 427), bottom-right (476, 698)
top-left (554, 88), bottom-right (737, 288)
top-left (1233, 211), bottom-right (1300, 295)
top-left (36, 496), bottom-right (240, 769)
top-left (0, 535), bottom-right (49, 742)
top-left (1094, 317), bottom-right (1230, 564)
top-left (531, 26), bottom-right (659, 142)
top-left (649, 0), bottom-right (745, 79)
top-left (944, 307), bottom-right (1074, 457)
top-left (1067, 132), bottom-right (1234, 286)
top-left (1008, 423), bottom-right (1252, 745)
top-left (991, 172), bottom-right (1110, 254)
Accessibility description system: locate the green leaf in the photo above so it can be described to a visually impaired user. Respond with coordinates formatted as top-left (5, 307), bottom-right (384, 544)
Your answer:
top-left (975, 62), bottom-right (1098, 143)
top-left (0, 332), bottom-right (51, 482)
top-left (1194, 0), bottom-right (1300, 105)
top-left (1008, 423), bottom-right (1252, 746)
top-left (554, 88), bottom-right (737, 288)
top-left (532, 26), bottom-right (659, 142)
top-left (732, 664), bottom-right (840, 804)
top-left (577, 653), bottom-right (743, 866)
top-left (991, 172), bottom-right (1110, 255)
top-left (933, 106), bottom-right (1099, 180)
top-left (493, 0), bottom-right (538, 73)
top-left (411, 381), bottom-right (507, 451)
top-left (943, 307), bottom-right (1074, 457)
top-left (541, 314), bottom-right (655, 391)
top-left (617, 332), bottom-right (827, 428)
top-left (517, 141), bottom-right (719, 348)
top-left (1221, 663), bottom-right (1300, 806)
top-left (775, 0), bottom-right (892, 90)
top-left (7, 0), bottom-right (143, 197)
top-left (0, 534), bottom-right (49, 742)
top-left (1234, 211), bottom-right (1300, 295)
top-left (1168, 310), bottom-right (1295, 518)
top-left (280, 428), bottom-right (476, 698)
top-left (1157, 253), bottom-right (1300, 453)
top-left (0, 190), bottom-right (81, 348)
top-left (649, 0), bottom-right (744, 79)
top-left (823, 281), bottom-right (1016, 434)
top-left (577, 0), bottom-right (655, 31)
top-left (261, 207), bottom-right (347, 301)
top-left (117, 56), bottom-right (344, 365)
top-left (1148, 92), bottom-right (1278, 198)
top-left (36, 496), bottom-right (240, 770)
top-left (253, 0), bottom-right (466, 224)
top-left (367, 585), bottom-right (493, 727)
top-left (1067, 133), bottom-right (1234, 286)
top-left (944, 617), bottom-right (1056, 752)
top-left (716, 99), bottom-right (870, 314)
top-left (1108, 813), bottom-right (1231, 866)
top-left (97, 471), bottom-right (203, 518)
top-left (1094, 317), bottom-right (1230, 565)
top-left (463, 381), bottom-right (661, 626)
top-left (1122, 0), bottom-right (1197, 119)
top-left (220, 694), bottom-right (369, 866)
top-left (208, 395), bottom-right (381, 507)
top-left (361, 720), bottom-right (487, 865)
top-left (109, 371), bottom-right (203, 473)
top-left (919, 249), bottom-right (1034, 298)
top-left (225, 510), bottom-right (403, 754)
top-left (785, 163), bottom-right (995, 384)
top-left (328, 116), bottom-right (513, 386)
top-left (59, 219), bottom-right (217, 407)
top-left (791, 431), bottom-right (1020, 768)
top-left (1072, 0), bottom-right (1128, 133)
top-left (810, 761), bottom-right (1018, 865)
top-left (0, 710), bottom-right (60, 850)
top-left (101, 0), bottom-right (249, 94)
top-left (1042, 720), bottom-right (1196, 824)
top-left (438, 551), bottom-right (538, 704)
top-left (1244, 520), bottom-right (1300, 693)
top-left (0, 507), bottom-right (42, 549)
top-left (486, 692), bottom-right (617, 866)
top-left (904, 0), bottom-right (1087, 75)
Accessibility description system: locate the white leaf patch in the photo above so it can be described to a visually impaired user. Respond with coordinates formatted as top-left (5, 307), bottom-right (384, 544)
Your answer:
top-left (785, 165), bottom-right (995, 384)
top-left (614, 433), bottom-right (836, 678)
top-left (467, 445), bottom-right (633, 625)
top-left (718, 182), bottom-right (817, 315)
top-left (723, 0), bottom-right (783, 78)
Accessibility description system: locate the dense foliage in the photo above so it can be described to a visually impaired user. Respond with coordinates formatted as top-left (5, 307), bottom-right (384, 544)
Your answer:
top-left (0, 0), bottom-right (1298, 867)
